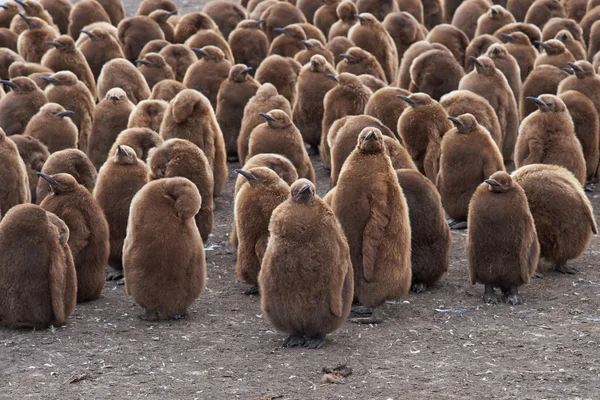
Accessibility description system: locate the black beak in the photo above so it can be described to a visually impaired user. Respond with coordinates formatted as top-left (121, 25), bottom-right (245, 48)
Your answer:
top-left (326, 73), bottom-right (339, 83)
top-left (135, 59), bottom-right (149, 65)
top-left (0, 5), bottom-right (7, 10)
top-left (470, 56), bottom-right (483, 67)
top-left (167, 9), bottom-right (178, 16)
top-left (110, 95), bottom-right (119, 100)
top-left (0, 80), bottom-right (17, 89)
top-left (15, 0), bottom-right (26, 8)
top-left (254, 19), bottom-right (265, 28)
top-left (365, 130), bottom-right (376, 140)
top-left (562, 67), bottom-right (574, 75)
top-left (485, 179), bottom-right (500, 187)
top-left (397, 95), bottom-right (415, 106)
top-left (500, 33), bottom-right (514, 42)
top-left (37, 172), bottom-right (61, 187)
top-left (259, 112), bottom-right (276, 122)
top-left (80, 30), bottom-right (95, 39)
top-left (492, 47), bottom-right (500, 56)
top-left (534, 40), bottom-right (551, 50)
top-left (567, 61), bottom-right (582, 72)
top-left (298, 184), bottom-right (311, 194)
top-left (18, 13), bottom-right (35, 28)
top-left (447, 116), bottom-right (463, 127)
top-left (526, 96), bottom-right (546, 107)
top-left (241, 67), bottom-right (253, 75)
top-left (40, 76), bottom-right (59, 84)
top-left (339, 53), bottom-right (352, 60)
top-left (116, 145), bottom-right (128, 157)
top-left (273, 27), bottom-right (288, 35)
top-left (46, 41), bottom-right (62, 48)
top-left (302, 40), bottom-right (313, 49)
top-left (234, 169), bottom-right (256, 181)
top-left (191, 47), bottom-right (208, 57)
top-left (57, 110), bottom-right (74, 117)
top-left (355, 14), bottom-right (366, 23)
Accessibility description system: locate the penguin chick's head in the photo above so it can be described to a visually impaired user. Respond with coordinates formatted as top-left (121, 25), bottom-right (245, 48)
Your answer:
top-left (470, 55), bottom-right (496, 75)
top-left (258, 109), bottom-right (292, 129)
top-left (337, 1), bottom-right (358, 21)
top-left (448, 113), bottom-right (478, 134)
top-left (303, 39), bottom-right (323, 50)
top-left (355, 12), bottom-right (377, 26)
top-left (46, 35), bottom-right (76, 52)
top-left (235, 166), bottom-right (280, 188)
top-left (567, 61), bottom-right (594, 79)
top-left (357, 127), bottom-right (384, 153)
top-left (40, 71), bottom-right (78, 86)
top-left (113, 144), bottom-right (138, 165)
top-left (526, 94), bottom-right (566, 113)
top-left (229, 64), bottom-right (253, 83)
top-left (273, 24), bottom-right (306, 41)
top-left (105, 87), bottom-right (128, 102)
top-left (236, 19), bottom-right (264, 29)
top-left (41, 102), bottom-right (74, 119)
top-left (485, 171), bottom-right (513, 194)
top-left (397, 92), bottom-right (433, 108)
top-left (161, 177), bottom-right (202, 220)
top-left (486, 43), bottom-right (509, 60)
top-left (534, 39), bottom-right (565, 55)
top-left (192, 45), bottom-right (226, 62)
top-left (0, 77), bottom-right (39, 93)
top-left (290, 178), bottom-right (315, 204)
top-left (339, 47), bottom-right (366, 64)
top-left (37, 172), bottom-right (78, 195)
top-left (310, 54), bottom-right (329, 72)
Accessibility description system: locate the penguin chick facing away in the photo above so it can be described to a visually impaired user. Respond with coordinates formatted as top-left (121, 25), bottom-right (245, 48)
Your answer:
top-left (39, 172), bottom-right (109, 303)
top-left (0, 76), bottom-right (48, 136)
top-left (233, 167), bottom-right (289, 295)
top-left (467, 171), bottom-right (539, 305)
top-left (332, 128), bottom-right (411, 324)
top-left (124, 177), bottom-right (205, 321)
top-left (0, 204), bottom-right (76, 329)
top-left (97, 58), bottom-right (151, 105)
top-left (127, 99), bottom-right (167, 134)
top-left (260, 179), bottom-right (353, 349)
top-left (9, 134), bottom-right (49, 204)
top-left (109, 127), bottom-right (164, 163)
top-left (0, 128), bottom-right (31, 217)
top-left (94, 145), bottom-right (148, 280)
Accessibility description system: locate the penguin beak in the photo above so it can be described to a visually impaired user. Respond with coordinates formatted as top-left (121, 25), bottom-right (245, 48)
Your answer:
top-left (254, 19), bottom-right (265, 28)
top-left (298, 184), bottom-right (311, 194)
top-left (57, 110), bottom-right (74, 118)
top-left (562, 67), bottom-right (574, 75)
top-left (447, 116), bottom-right (463, 127)
top-left (258, 112), bottom-right (276, 122)
top-left (339, 53), bottom-right (353, 61)
top-left (167, 9), bottom-right (178, 17)
top-left (15, 0), bottom-right (26, 8)
top-left (18, 13), bottom-right (35, 28)
top-left (485, 179), bottom-right (500, 187)
top-left (110, 95), bottom-right (120, 100)
top-left (0, 5), bottom-right (8, 10)
top-left (469, 56), bottom-right (483, 67)
top-left (234, 169), bottom-right (256, 181)
top-left (39, 76), bottom-right (59, 84)
top-left (355, 14), bottom-right (366, 23)
top-left (46, 41), bottom-right (64, 48)
top-left (116, 145), bottom-right (128, 157)
top-left (365, 130), bottom-right (376, 141)
top-left (534, 40), bottom-right (551, 50)
top-left (397, 95), bottom-right (415, 106)
top-left (135, 59), bottom-right (150, 65)
top-left (526, 96), bottom-right (546, 107)
top-left (499, 33), bottom-right (514, 42)
top-left (80, 29), bottom-right (95, 39)
top-left (567, 62), bottom-right (582, 72)
top-left (0, 80), bottom-right (17, 90)
top-left (241, 67), bottom-right (253, 75)
top-left (492, 47), bottom-right (500, 56)
top-left (273, 27), bottom-right (288, 35)
top-left (191, 47), bottom-right (208, 57)
top-left (36, 172), bottom-right (62, 187)
top-left (326, 73), bottom-right (339, 83)
top-left (302, 40), bottom-right (313, 49)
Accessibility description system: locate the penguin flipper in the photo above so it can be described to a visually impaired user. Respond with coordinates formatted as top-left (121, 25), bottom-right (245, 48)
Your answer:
top-left (362, 198), bottom-right (389, 282)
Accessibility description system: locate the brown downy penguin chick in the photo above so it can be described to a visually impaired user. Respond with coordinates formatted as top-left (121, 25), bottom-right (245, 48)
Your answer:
top-left (348, 13), bottom-right (398, 84)
top-left (240, 83), bottom-right (292, 164)
top-left (512, 164), bottom-right (597, 275)
top-left (397, 93), bottom-right (453, 182)
top-left (109, 127), bottom-right (163, 162)
top-left (445, 0), bottom-right (465, 23)
top-left (559, 90), bottom-right (600, 184)
top-left (452, 0), bottom-right (491, 40)
top-left (365, 87), bottom-right (411, 138)
top-left (326, 36), bottom-right (354, 66)
top-left (542, 17), bottom-right (584, 44)
top-left (203, 0), bottom-right (247, 40)
top-left (248, 109), bottom-right (316, 182)
top-left (95, 0), bottom-right (125, 26)
top-left (24, 102), bottom-right (77, 153)
top-left (467, 171), bottom-right (539, 304)
top-left (216, 64), bottom-right (260, 158)
top-left (158, 44), bottom-right (197, 83)
top-left (486, 43), bottom-right (521, 105)
top-left (97, 58), bottom-right (151, 105)
top-left (0, 128), bottom-right (30, 216)
top-left (384, 137), bottom-right (417, 170)
top-left (10, 1), bottom-right (55, 34)
top-left (437, 114), bottom-right (505, 229)
top-left (0, 48), bottom-right (23, 79)
top-left (117, 16), bottom-right (165, 64)
top-left (520, 65), bottom-right (569, 119)
top-left (356, 0), bottom-right (399, 21)
top-left (9, 134), bottom-right (49, 203)
top-left (422, 0), bottom-right (444, 29)
top-left (506, 0), bottom-right (535, 22)
top-left (135, 53), bottom-right (175, 90)
top-left (383, 12), bottom-right (426, 62)
top-left (294, 39), bottom-right (335, 66)
top-left (524, 0), bottom-right (566, 29)
top-left (459, 55), bottom-right (518, 161)
top-left (138, 38), bottom-right (169, 59)
top-left (440, 90), bottom-right (503, 148)
top-left (534, 39), bottom-right (575, 69)
top-left (42, 35), bottom-right (96, 99)
top-left (268, 24), bottom-right (306, 58)
top-left (475, 5), bottom-right (516, 36)
top-left (183, 46), bottom-right (232, 110)
top-left (94, 145), bottom-right (147, 280)
top-left (562, 0), bottom-right (587, 22)
top-left (260, 179), bottom-right (353, 348)
top-left (16, 15), bottom-right (56, 63)
top-left (184, 26), bottom-right (235, 65)
top-left (426, 24), bottom-right (470, 68)
top-left (336, 47), bottom-right (387, 83)
top-left (260, 1), bottom-right (307, 43)
top-left (397, 41), bottom-right (448, 89)
top-left (173, 11), bottom-right (220, 44)
top-left (515, 95), bottom-right (586, 185)
top-left (42, 71), bottom-right (94, 153)
top-left (8, 61), bottom-right (52, 79)
top-left (128, 99), bottom-right (167, 133)
top-left (293, 55), bottom-right (336, 153)
top-left (228, 19), bottom-right (269, 74)
top-left (160, 89), bottom-right (228, 196)
top-left (499, 31), bottom-right (537, 82)
top-left (76, 21), bottom-right (119, 44)
top-left (398, 0), bottom-right (425, 23)
top-left (88, 88), bottom-right (134, 170)
top-left (77, 28), bottom-right (125, 83)
top-left (558, 61), bottom-right (600, 121)
top-left (0, 204), bottom-right (76, 329)
top-left (148, 9), bottom-right (177, 42)
top-left (255, 55), bottom-right (302, 106)
top-left (233, 167), bottom-right (289, 294)
top-left (495, 22), bottom-right (543, 47)
top-left (332, 128), bottom-right (411, 323)
top-left (124, 177), bottom-right (205, 321)
top-left (396, 168), bottom-right (449, 293)
top-left (587, 21), bottom-right (600, 62)
top-left (409, 48), bottom-right (465, 101)
top-left (67, 0), bottom-right (111, 40)
top-left (39, 172), bottom-right (109, 302)
top-left (465, 34), bottom-right (502, 72)
top-left (0, 27), bottom-right (17, 52)
top-left (149, 79), bottom-right (185, 102)
top-left (0, 2), bottom-right (19, 28)
top-left (36, 149), bottom-right (96, 204)
top-left (328, 0), bottom-right (357, 39)
top-left (0, 76), bottom-right (47, 135)
top-left (314, 0), bottom-right (341, 39)
top-left (136, 0), bottom-right (177, 16)
top-left (148, 138), bottom-right (214, 242)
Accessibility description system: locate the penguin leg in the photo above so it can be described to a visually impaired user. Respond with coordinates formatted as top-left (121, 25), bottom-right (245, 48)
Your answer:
top-left (138, 308), bottom-right (159, 321)
top-left (447, 218), bottom-right (468, 230)
top-left (503, 286), bottom-right (522, 305)
top-left (584, 182), bottom-right (595, 192)
top-left (483, 285), bottom-right (501, 304)
top-left (350, 305), bottom-right (373, 314)
top-left (553, 263), bottom-right (579, 274)
top-left (105, 271), bottom-right (124, 281)
top-left (243, 285), bottom-right (259, 295)
top-left (350, 307), bottom-right (384, 324)
top-left (170, 312), bottom-right (188, 320)
top-left (282, 335), bottom-right (305, 348)
top-left (412, 283), bottom-right (427, 293)
top-left (303, 336), bottom-right (325, 349)
top-left (305, 145), bottom-right (318, 156)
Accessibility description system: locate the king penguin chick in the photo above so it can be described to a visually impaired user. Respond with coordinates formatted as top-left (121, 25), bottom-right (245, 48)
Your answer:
top-left (158, 44), bottom-right (197, 83)
top-left (0, 76), bottom-right (47, 135)
top-left (437, 114), bottom-right (505, 229)
top-left (486, 43), bottom-right (521, 107)
top-left (148, 9), bottom-right (177, 42)
top-left (0, 2), bottom-right (19, 29)
top-left (314, 0), bottom-right (341, 40)
top-left (467, 171), bottom-right (539, 304)
top-left (524, 0), bottom-right (566, 29)
top-left (9, 134), bottom-right (49, 203)
top-left (294, 39), bottom-right (334, 67)
top-left (452, 0), bottom-right (490, 40)
top-left (228, 19), bottom-right (269, 74)
top-left (39, 172), bottom-right (109, 303)
top-left (0, 128), bottom-right (30, 216)
top-left (332, 128), bottom-right (411, 324)
top-left (475, 5), bottom-right (516, 36)
top-left (149, 79), bottom-right (185, 102)
top-left (109, 127), bottom-right (164, 162)
top-left (383, 12), bottom-right (425, 62)
top-left (135, 52), bottom-right (175, 90)
top-left (365, 87), bottom-right (411, 139)
top-left (77, 27), bottom-right (126, 83)
top-left (36, 149), bottom-right (96, 204)
top-left (16, 15), bottom-right (56, 63)
top-left (558, 61), bottom-right (600, 122)
top-left (520, 65), bottom-right (569, 120)
top-left (534, 39), bottom-right (575, 69)
top-left (117, 16), bottom-right (165, 64)
top-left (328, 0), bottom-right (358, 40)
top-left (96, 0), bottom-right (126, 26)
top-left (203, 0), bottom-right (247, 40)
top-left (68, 0), bottom-right (110, 40)
top-left (554, 30), bottom-right (586, 61)
top-left (124, 177), bottom-right (205, 321)
top-left (24, 102), bottom-right (77, 153)
top-left (336, 47), bottom-right (387, 84)
top-left (97, 58), bottom-right (151, 105)
top-left (397, 41), bottom-right (447, 89)
top-left (409, 48), bottom-right (465, 101)
top-left (260, 1), bottom-right (307, 43)
top-left (426, 24), bottom-right (470, 67)
top-left (127, 100), bottom-right (167, 133)
top-left (499, 31), bottom-right (537, 82)
top-left (183, 46), bottom-right (231, 110)
top-left (255, 55), bottom-right (302, 107)
top-left (94, 145), bottom-right (148, 281)
top-left (260, 179), bottom-right (353, 348)
top-left (233, 167), bottom-right (289, 295)
top-left (136, 0), bottom-right (177, 16)
top-left (356, 0), bottom-right (398, 21)
top-left (268, 24), bottom-right (306, 59)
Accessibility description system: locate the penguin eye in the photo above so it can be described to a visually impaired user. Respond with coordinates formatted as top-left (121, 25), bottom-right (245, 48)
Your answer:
top-left (546, 102), bottom-right (554, 108)
top-left (160, 168), bottom-right (166, 176)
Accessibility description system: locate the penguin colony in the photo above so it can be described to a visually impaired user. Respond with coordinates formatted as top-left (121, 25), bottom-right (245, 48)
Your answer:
top-left (0, 0), bottom-right (598, 350)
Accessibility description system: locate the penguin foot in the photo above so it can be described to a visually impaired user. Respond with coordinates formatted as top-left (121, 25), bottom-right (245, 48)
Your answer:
top-left (170, 312), bottom-right (188, 320)
top-left (350, 308), bottom-right (383, 324)
top-left (483, 285), bottom-right (501, 304)
top-left (306, 146), bottom-right (318, 156)
top-left (412, 283), bottom-right (427, 293)
top-left (584, 182), bottom-right (595, 192)
top-left (282, 335), bottom-right (305, 348)
top-left (447, 218), bottom-right (468, 230)
top-left (532, 272), bottom-right (545, 279)
top-left (503, 287), bottom-right (522, 305)
top-left (303, 337), bottom-right (325, 349)
top-left (105, 272), bottom-right (124, 281)
top-left (350, 305), bottom-right (373, 314)
top-left (553, 263), bottom-right (578, 274)
top-left (138, 309), bottom-right (159, 321)
top-left (227, 155), bottom-right (239, 163)
top-left (243, 285), bottom-right (259, 295)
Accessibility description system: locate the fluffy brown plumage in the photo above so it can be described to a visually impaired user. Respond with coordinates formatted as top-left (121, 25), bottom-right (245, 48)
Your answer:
top-left (0, 128), bottom-right (30, 216)
top-left (24, 102), bottom-right (78, 153)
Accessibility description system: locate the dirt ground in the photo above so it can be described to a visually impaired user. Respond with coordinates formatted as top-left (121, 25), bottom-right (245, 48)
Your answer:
top-left (2, 1), bottom-right (600, 399)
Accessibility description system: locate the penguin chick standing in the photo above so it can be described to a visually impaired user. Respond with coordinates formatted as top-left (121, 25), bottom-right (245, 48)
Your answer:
top-left (77, 27), bottom-right (126, 82)
top-left (260, 179), bottom-right (353, 348)
top-left (127, 100), bottom-right (167, 133)
top-left (228, 19), bottom-right (268, 74)
top-left (39, 172), bottom-right (109, 303)
top-left (558, 61), bottom-right (600, 123)
top-left (0, 128), bottom-right (30, 216)
top-left (255, 55), bottom-right (302, 109)
top-left (97, 58), bottom-right (151, 105)
top-left (336, 47), bottom-right (387, 84)
top-left (124, 177), bottom-right (205, 321)
top-left (328, 0), bottom-right (358, 39)
top-left (117, 16), bottom-right (165, 64)
top-left (332, 128), bottom-right (411, 324)
top-left (533, 39), bottom-right (575, 69)
top-left (109, 127), bottom-right (164, 162)
top-left (9, 134), bottom-right (49, 203)
top-left (0, 76), bottom-right (48, 135)
top-left (135, 53), bottom-right (174, 90)
top-left (16, 15), bottom-right (56, 63)
top-left (24, 102), bottom-right (77, 153)
top-left (182, 46), bottom-right (232, 110)
top-left (467, 171), bottom-right (539, 305)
